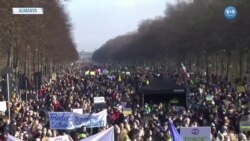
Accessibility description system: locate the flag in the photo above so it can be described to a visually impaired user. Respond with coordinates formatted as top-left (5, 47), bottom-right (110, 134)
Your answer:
top-left (118, 75), bottom-right (121, 82)
top-left (181, 63), bottom-right (190, 80)
top-left (79, 126), bottom-right (114, 141)
top-left (168, 119), bottom-right (184, 141)
top-left (7, 134), bottom-right (23, 141)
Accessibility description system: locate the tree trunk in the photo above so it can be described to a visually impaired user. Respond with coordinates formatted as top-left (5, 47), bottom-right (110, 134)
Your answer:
top-left (215, 51), bottom-right (218, 77)
top-left (247, 50), bottom-right (249, 73)
top-left (196, 54), bottom-right (199, 72)
top-left (226, 51), bottom-right (231, 81)
top-left (239, 50), bottom-right (243, 79)
top-left (206, 55), bottom-right (209, 83)
top-left (7, 47), bottom-right (11, 67)
top-left (221, 52), bottom-right (224, 77)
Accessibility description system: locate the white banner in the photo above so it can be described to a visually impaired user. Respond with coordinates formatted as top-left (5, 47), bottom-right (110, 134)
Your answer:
top-left (72, 108), bottom-right (83, 114)
top-left (7, 134), bottom-right (23, 141)
top-left (79, 126), bottom-right (114, 141)
top-left (48, 135), bottom-right (71, 141)
top-left (0, 101), bottom-right (7, 112)
top-left (94, 97), bottom-right (105, 104)
top-left (48, 109), bottom-right (107, 129)
top-left (180, 127), bottom-right (211, 141)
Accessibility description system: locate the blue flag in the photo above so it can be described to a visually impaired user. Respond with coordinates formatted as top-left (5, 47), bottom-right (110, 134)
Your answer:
top-left (168, 119), bottom-right (184, 141)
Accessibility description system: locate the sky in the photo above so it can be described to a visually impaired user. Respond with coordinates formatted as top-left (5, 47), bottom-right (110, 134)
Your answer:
top-left (65, 0), bottom-right (176, 52)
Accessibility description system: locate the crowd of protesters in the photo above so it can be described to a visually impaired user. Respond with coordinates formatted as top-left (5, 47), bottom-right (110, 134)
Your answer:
top-left (0, 62), bottom-right (249, 141)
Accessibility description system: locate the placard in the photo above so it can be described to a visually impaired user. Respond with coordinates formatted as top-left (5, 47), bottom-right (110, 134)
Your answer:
top-left (180, 127), bottom-right (211, 141)
top-left (72, 108), bottom-right (83, 114)
top-left (240, 115), bottom-right (250, 131)
top-left (0, 101), bottom-right (7, 112)
top-left (94, 97), bottom-right (105, 104)
top-left (123, 108), bottom-right (132, 116)
top-left (48, 135), bottom-right (70, 141)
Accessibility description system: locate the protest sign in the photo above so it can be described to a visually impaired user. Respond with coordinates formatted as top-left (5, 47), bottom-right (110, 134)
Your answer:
top-left (206, 95), bottom-right (214, 101)
top-left (48, 135), bottom-right (70, 141)
top-left (48, 109), bottom-right (107, 129)
top-left (79, 126), bottom-right (114, 141)
top-left (0, 101), bottom-right (7, 112)
top-left (90, 71), bottom-right (96, 76)
top-left (94, 97), bottom-right (105, 104)
top-left (237, 85), bottom-right (246, 93)
top-left (72, 108), bottom-right (83, 114)
top-left (180, 127), bottom-right (211, 141)
top-left (123, 108), bottom-right (132, 116)
top-left (85, 71), bottom-right (90, 76)
top-left (94, 97), bottom-right (106, 110)
top-left (240, 115), bottom-right (250, 131)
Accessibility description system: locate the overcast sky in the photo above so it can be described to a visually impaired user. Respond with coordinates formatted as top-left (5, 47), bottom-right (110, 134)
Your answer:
top-left (65, 0), bottom-right (176, 52)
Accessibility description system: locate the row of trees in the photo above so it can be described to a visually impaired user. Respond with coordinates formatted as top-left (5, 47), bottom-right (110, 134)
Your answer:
top-left (0, 0), bottom-right (78, 77)
top-left (92, 0), bottom-right (250, 80)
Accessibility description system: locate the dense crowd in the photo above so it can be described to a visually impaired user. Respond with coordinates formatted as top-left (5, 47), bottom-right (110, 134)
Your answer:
top-left (0, 63), bottom-right (249, 141)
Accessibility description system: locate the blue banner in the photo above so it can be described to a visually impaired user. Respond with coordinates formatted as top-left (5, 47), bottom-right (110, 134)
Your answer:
top-left (48, 109), bottom-right (107, 129)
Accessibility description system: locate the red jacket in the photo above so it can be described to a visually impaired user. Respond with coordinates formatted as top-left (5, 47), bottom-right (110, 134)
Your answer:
top-left (54, 100), bottom-right (60, 111)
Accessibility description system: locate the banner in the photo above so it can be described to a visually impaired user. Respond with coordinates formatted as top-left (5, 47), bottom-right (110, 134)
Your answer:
top-left (180, 127), bottom-right (211, 141)
top-left (49, 109), bottom-right (107, 129)
top-left (7, 134), bottom-right (23, 141)
top-left (79, 126), bottom-right (114, 141)
top-left (48, 135), bottom-right (71, 141)
top-left (73, 108), bottom-right (83, 114)
top-left (0, 101), bottom-right (7, 112)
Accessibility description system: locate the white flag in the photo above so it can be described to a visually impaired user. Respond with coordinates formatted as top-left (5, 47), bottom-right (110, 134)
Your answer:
top-left (7, 134), bottom-right (23, 141)
top-left (79, 126), bottom-right (114, 141)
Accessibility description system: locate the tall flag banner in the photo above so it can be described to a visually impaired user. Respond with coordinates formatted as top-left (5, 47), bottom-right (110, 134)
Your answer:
top-left (168, 119), bottom-right (184, 141)
top-left (181, 63), bottom-right (190, 80)
top-left (79, 126), bottom-right (114, 141)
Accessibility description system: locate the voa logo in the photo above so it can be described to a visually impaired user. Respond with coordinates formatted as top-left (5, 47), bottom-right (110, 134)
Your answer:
top-left (224, 6), bottom-right (237, 20)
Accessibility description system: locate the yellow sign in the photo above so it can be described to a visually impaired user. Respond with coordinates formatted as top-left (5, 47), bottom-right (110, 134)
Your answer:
top-left (51, 73), bottom-right (57, 81)
top-left (237, 86), bottom-right (245, 93)
top-left (240, 121), bottom-right (250, 131)
top-left (90, 71), bottom-right (96, 76)
top-left (123, 108), bottom-right (132, 116)
top-left (85, 71), bottom-right (90, 75)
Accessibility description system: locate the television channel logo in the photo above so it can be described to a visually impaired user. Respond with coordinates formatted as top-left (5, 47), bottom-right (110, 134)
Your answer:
top-left (224, 6), bottom-right (237, 20)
